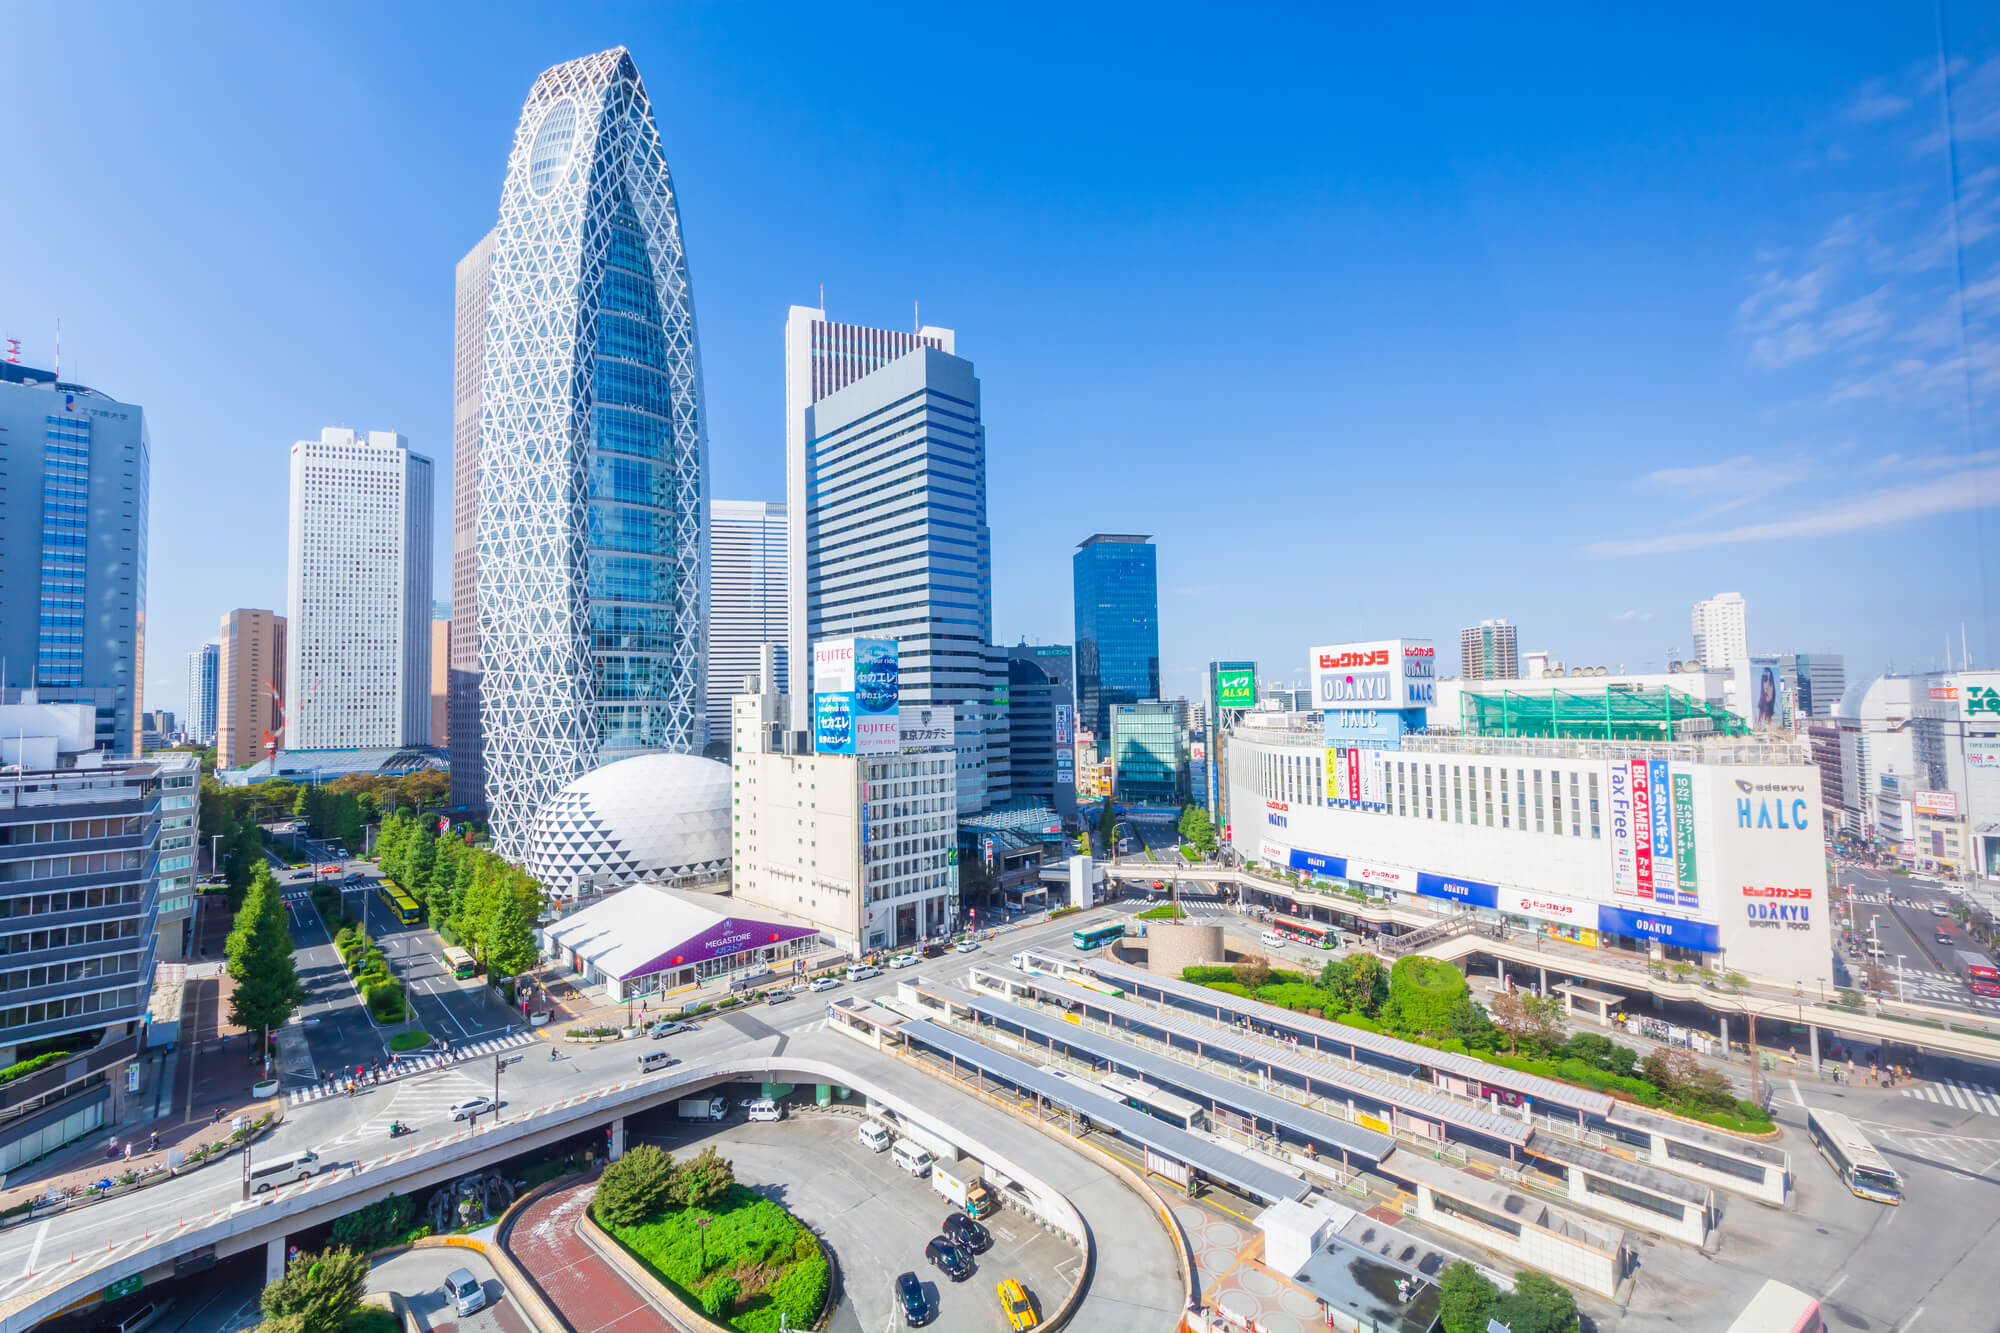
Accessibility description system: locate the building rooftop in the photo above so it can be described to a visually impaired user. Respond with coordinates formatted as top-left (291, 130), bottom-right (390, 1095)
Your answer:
top-left (1460, 685), bottom-right (1748, 741)
top-left (540, 884), bottom-right (821, 982)
top-left (1076, 533), bottom-right (1152, 547)
top-left (218, 745), bottom-right (447, 786)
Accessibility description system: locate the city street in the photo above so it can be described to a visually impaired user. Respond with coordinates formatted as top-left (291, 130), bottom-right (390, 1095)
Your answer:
top-left (1836, 864), bottom-right (1997, 1016)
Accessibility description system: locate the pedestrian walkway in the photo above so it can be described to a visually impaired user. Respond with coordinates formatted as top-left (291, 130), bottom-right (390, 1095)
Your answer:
top-left (287, 1031), bottom-right (537, 1105)
top-left (502, 1176), bottom-right (671, 1333)
top-left (1899, 1078), bottom-right (2000, 1118)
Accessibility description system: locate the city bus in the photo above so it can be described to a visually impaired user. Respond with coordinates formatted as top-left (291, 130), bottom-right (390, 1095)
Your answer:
top-left (1069, 976), bottom-right (1126, 1000)
top-left (1096, 1070), bottom-right (1206, 1131)
top-left (1805, 1107), bottom-right (1900, 1204)
top-left (1272, 915), bottom-right (1337, 950)
top-left (376, 880), bottom-right (422, 926)
top-left (1071, 922), bottom-right (1125, 951)
top-left (1725, 1279), bottom-right (1823, 1333)
top-left (1956, 949), bottom-right (2000, 998)
top-left (441, 946), bottom-right (476, 980)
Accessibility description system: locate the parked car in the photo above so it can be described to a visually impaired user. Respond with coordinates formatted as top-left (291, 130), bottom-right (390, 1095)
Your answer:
top-left (926, 1236), bottom-right (974, 1282)
top-left (996, 1277), bottom-right (1039, 1329)
top-left (648, 1020), bottom-right (691, 1038)
top-left (747, 1097), bottom-right (783, 1122)
top-left (849, 964), bottom-right (882, 981)
top-left (943, 1210), bottom-right (991, 1253)
top-left (810, 976), bottom-right (840, 993)
top-left (449, 1096), bottom-right (494, 1121)
top-left (890, 953), bottom-right (919, 969)
top-left (764, 988), bottom-right (795, 1004)
top-left (443, 1268), bottom-right (486, 1317)
top-left (896, 1271), bottom-right (933, 1327)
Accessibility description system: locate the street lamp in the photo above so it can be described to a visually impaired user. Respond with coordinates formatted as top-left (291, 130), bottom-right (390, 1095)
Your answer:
top-left (1896, 954), bottom-right (1907, 1004)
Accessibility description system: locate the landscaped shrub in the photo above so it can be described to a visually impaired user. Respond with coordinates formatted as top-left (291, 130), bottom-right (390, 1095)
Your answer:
top-left (607, 1182), bottom-right (829, 1333)
top-left (0, 1050), bottom-right (71, 1085)
top-left (1255, 982), bottom-right (1335, 1016)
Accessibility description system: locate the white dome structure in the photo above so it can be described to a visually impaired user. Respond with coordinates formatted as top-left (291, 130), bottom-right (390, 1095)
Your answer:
top-left (524, 753), bottom-right (730, 892)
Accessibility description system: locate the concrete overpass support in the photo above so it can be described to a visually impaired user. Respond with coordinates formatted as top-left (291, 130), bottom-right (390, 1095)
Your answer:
top-left (608, 1116), bottom-right (626, 1162)
top-left (266, 1236), bottom-right (286, 1286)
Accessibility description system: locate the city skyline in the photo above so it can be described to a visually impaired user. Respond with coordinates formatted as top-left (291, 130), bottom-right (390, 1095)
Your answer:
top-left (3, 7), bottom-right (1997, 719)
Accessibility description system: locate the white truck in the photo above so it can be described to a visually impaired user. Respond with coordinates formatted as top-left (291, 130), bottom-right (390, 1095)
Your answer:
top-left (675, 1096), bottom-right (727, 1122)
top-left (931, 1158), bottom-right (998, 1218)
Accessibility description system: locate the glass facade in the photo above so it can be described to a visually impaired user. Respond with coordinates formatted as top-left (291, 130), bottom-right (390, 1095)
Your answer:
top-left (1111, 702), bottom-right (1186, 805)
top-left (476, 48), bottom-right (708, 860)
top-left (1073, 534), bottom-right (1160, 740)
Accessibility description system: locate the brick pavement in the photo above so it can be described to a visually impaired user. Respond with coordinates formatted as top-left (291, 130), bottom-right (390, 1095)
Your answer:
top-left (502, 1179), bottom-right (671, 1333)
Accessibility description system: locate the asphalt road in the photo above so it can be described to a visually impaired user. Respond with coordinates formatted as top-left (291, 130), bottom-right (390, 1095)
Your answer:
top-left (1838, 864), bottom-right (1997, 1013)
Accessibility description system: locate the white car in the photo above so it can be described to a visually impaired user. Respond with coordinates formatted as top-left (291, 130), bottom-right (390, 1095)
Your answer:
top-left (955, 940), bottom-right (979, 954)
top-left (848, 964), bottom-right (883, 981)
top-left (746, 1097), bottom-right (783, 1122)
top-left (809, 976), bottom-right (840, 993)
top-left (449, 1096), bottom-right (494, 1121)
top-left (889, 953), bottom-right (919, 969)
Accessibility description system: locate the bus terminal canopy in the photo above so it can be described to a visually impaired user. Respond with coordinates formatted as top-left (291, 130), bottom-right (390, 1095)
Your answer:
top-left (1460, 686), bottom-right (1748, 741)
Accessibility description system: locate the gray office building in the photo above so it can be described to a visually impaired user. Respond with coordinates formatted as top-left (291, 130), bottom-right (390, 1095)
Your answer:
top-left (805, 346), bottom-right (1008, 808)
top-left (184, 642), bottom-right (219, 745)
top-left (1776, 653), bottom-right (1846, 720)
top-left (708, 499), bottom-right (788, 750)
top-left (1006, 643), bottom-right (1077, 822)
top-left (0, 363), bottom-right (149, 756)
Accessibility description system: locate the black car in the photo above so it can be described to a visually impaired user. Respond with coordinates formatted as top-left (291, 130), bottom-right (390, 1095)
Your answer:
top-left (895, 1271), bottom-right (932, 1326)
top-left (942, 1210), bottom-right (991, 1253)
top-left (925, 1235), bottom-right (974, 1282)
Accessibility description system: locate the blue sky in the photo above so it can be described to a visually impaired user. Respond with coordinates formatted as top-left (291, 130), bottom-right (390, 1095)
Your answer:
top-left (4, 3), bottom-right (1997, 712)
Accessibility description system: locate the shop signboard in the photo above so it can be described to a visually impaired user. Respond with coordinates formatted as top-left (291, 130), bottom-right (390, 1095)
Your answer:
top-left (897, 706), bottom-right (956, 753)
top-left (1260, 840), bottom-right (1290, 865)
top-left (1309, 638), bottom-right (1436, 710)
top-left (1346, 860), bottom-right (1411, 892)
top-left (1607, 761), bottom-right (1637, 898)
top-left (1707, 765), bottom-right (1831, 987)
top-left (1214, 663), bottom-right (1257, 710)
top-left (1671, 771), bottom-right (1699, 909)
top-left (1595, 905), bottom-right (1720, 953)
top-left (1647, 758), bottom-right (1678, 903)
top-left (1914, 790), bottom-right (1960, 817)
top-left (1415, 871), bottom-right (1498, 909)
top-left (1322, 708), bottom-right (1418, 748)
top-left (1630, 759), bottom-right (1656, 900)
top-left (1289, 848), bottom-right (1347, 878)
top-left (1496, 888), bottom-right (1594, 925)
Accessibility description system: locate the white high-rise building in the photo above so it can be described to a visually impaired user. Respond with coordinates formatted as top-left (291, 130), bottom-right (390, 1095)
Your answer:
top-left (184, 641), bottom-right (219, 744)
top-left (1690, 591), bottom-right (1748, 671)
top-left (783, 306), bottom-right (954, 702)
top-left (286, 428), bottom-right (433, 749)
top-left (708, 500), bottom-right (788, 746)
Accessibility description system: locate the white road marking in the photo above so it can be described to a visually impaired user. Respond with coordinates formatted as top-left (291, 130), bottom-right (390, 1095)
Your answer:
top-left (21, 1221), bottom-right (48, 1277)
top-left (1825, 1273), bottom-right (1848, 1297)
top-left (1788, 1077), bottom-right (1805, 1108)
top-left (1900, 1305), bottom-right (1925, 1331)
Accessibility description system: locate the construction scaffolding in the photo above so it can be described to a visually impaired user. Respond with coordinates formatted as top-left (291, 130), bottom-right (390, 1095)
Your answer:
top-left (1459, 686), bottom-right (1748, 742)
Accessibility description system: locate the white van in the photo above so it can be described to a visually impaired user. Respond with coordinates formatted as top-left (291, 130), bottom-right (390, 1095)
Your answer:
top-left (857, 1120), bottom-right (892, 1153)
top-left (746, 1097), bottom-right (782, 1122)
top-left (891, 1137), bottom-right (934, 1177)
top-left (636, 1049), bottom-right (677, 1073)
top-left (444, 1268), bottom-right (487, 1318)
top-left (1260, 930), bottom-right (1288, 951)
top-left (248, 1149), bottom-right (324, 1193)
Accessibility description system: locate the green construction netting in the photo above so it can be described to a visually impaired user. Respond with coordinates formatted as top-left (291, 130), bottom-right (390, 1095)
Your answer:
top-left (1460, 687), bottom-right (1749, 740)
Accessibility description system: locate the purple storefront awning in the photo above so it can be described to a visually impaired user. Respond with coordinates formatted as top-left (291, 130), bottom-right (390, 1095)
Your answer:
top-left (617, 916), bottom-right (820, 981)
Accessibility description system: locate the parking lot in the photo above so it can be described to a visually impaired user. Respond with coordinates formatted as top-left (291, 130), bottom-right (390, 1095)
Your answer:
top-left (627, 1092), bottom-right (1081, 1332)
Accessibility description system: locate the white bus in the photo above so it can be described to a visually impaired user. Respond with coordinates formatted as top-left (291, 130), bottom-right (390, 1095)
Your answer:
top-left (1097, 1070), bottom-right (1206, 1131)
top-left (1725, 1279), bottom-right (1823, 1333)
top-left (1805, 1107), bottom-right (1900, 1204)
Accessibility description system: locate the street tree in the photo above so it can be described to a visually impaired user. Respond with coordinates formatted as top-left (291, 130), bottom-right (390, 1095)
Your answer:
top-left (482, 891), bottom-right (540, 979)
top-left (259, 1245), bottom-right (368, 1332)
top-left (671, 1145), bottom-right (736, 1209)
top-left (227, 865), bottom-right (303, 1053)
top-left (595, 1144), bottom-right (676, 1226)
top-left (1435, 1261), bottom-right (1498, 1333)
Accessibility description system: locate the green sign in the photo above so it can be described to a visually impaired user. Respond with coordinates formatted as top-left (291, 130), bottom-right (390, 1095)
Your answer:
top-left (1969, 684), bottom-right (2000, 717)
top-left (104, 1275), bottom-right (143, 1302)
top-left (1215, 665), bottom-right (1256, 710)
top-left (1671, 772), bottom-right (1698, 901)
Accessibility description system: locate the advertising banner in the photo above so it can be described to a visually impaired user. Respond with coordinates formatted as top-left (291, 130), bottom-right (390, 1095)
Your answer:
top-left (1732, 657), bottom-right (1789, 730)
top-left (1347, 861), bottom-right (1412, 892)
top-left (1648, 758), bottom-right (1678, 903)
top-left (1497, 888), bottom-right (1595, 926)
top-left (1607, 761), bottom-right (1637, 898)
top-left (896, 705), bottom-right (956, 752)
top-left (1415, 871), bottom-right (1499, 909)
top-left (1322, 709), bottom-right (1416, 748)
top-left (1914, 790), bottom-right (1960, 817)
top-left (1707, 765), bottom-right (1831, 987)
top-left (1289, 848), bottom-right (1347, 878)
top-left (1629, 760), bottom-right (1655, 900)
top-left (1054, 705), bottom-right (1072, 746)
top-left (814, 637), bottom-right (900, 754)
top-left (813, 692), bottom-right (856, 754)
top-left (1215, 664), bottom-right (1257, 710)
top-left (1671, 771), bottom-right (1698, 909)
top-left (1261, 840), bottom-right (1291, 865)
top-left (1309, 639), bottom-right (1435, 711)
top-left (1596, 905), bottom-right (1719, 953)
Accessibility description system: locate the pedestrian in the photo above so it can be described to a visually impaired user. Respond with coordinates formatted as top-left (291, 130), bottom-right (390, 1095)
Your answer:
top-left (123, 1143), bottom-right (133, 1161)
top-left (148, 1130), bottom-right (159, 1152)
top-left (213, 1106), bottom-right (224, 1124)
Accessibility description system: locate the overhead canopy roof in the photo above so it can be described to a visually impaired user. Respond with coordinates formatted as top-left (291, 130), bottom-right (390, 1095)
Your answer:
top-left (965, 973), bottom-right (1514, 1149)
top-left (900, 1018), bottom-right (1308, 1204)
top-left (540, 884), bottom-right (818, 982)
top-left (1040, 951), bottom-right (1615, 1117)
top-left (1460, 686), bottom-right (1748, 741)
top-left (943, 983), bottom-right (1397, 1159)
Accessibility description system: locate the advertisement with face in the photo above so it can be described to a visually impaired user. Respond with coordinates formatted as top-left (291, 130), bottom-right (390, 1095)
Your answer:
top-left (1707, 765), bottom-right (1831, 987)
top-left (1731, 657), bottom-right (1787, 731)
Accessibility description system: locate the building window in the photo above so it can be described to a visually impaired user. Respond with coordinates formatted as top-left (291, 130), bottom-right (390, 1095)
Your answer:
top-left (1570, 772), bottom-right (1582, 836)
top-left (1483, 767), bottom-right (1494, 827)
top-left (1551, 771), bottom-right (1563, 836)
top-left (1588, 771), bottom-right (1601, 839)
top-left (1499, 768), bottom-right (1510, 828)
top-left (1452, 767), bottom-right (1463, 824)
top-left (1424, 764), bottom-right (1434, 820)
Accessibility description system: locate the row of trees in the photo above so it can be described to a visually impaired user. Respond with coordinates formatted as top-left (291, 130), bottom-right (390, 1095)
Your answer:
top-left (1177, 804), bottom-right (1219, 857)
top-left (227, 863), bottom-right (303, 1057)
top-left (1439, 1262), bottom-right (1580, 1333)
top-left (595, 1143), bottom-right (737, 1225)
top-left (374, 811), bottom-right (541, 979)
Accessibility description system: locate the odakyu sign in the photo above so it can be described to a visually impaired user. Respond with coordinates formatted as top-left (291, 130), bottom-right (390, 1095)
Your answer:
top-left (1288, 848), bottom-right (1348, 879)
top-left (1309, 638), bottom-right (1436, 711)
top-left (1415, 871), bottom-right (1499, 909)
top-left (1595, 905), bottom-right (1719, 953)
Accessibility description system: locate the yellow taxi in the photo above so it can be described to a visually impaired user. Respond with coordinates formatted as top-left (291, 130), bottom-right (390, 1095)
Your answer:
top-left (996, 1277), bottom-right (1038, 1329)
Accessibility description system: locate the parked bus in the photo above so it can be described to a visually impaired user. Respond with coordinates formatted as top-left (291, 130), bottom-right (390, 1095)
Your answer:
top-left (441, 946), bottom-right (476, 980)
top-left (376, 881), bottom-right (422, 926)
top-left (1096, 1071), bottom-right (1206, 1131)
top-left (1071, 922), bottom-right (1125, 951)
top-left (1272, 915), bottom-right (1337, 950)
top-left (1805, 1107), bottom-right (1900, 1204)
top-left (1956, 949), bottom-right (2000, 998)
top-left (1070, 976), bottom-right (1126, 1000)
top-left (1725, 1279), bottom-right (1823, 1333)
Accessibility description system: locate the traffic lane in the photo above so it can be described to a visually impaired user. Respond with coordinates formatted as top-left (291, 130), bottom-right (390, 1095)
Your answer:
top-left (369, 1245), bottom-right (531, 1333)
top-left (288, 893), bottom-right (387, 1074)
top-left (381, 926), bottom-right (522, 1042)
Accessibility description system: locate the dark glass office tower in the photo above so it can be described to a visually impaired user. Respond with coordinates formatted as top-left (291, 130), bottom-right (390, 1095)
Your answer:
top-left (1073, 534), bottom-right (1159, 740)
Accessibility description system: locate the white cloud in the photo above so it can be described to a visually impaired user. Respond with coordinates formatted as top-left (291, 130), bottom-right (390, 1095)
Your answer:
top-left (1638, 453), bottom-right (1817, 516)
top-left (1843, 81), bottom-right (1912, 123)
top-left (1584, 464), bottom-right (2000, 557)
top-left (1615, 610), bottom-right (1654, 622)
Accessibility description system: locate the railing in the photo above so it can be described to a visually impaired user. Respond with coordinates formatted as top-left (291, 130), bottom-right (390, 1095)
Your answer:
top-left (1380, 916), bottom-right (1477, 956)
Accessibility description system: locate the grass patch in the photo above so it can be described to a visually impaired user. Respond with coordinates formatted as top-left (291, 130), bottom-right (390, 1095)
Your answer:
top-left (388, 1030), bottom-right (432, 1053)
top-left (1137, 904), bottom-right (1188, 920)
top-left (345, 1306), bottom-right (401, 1333)
top-left (606, 1184), bottom-right (829, 1333)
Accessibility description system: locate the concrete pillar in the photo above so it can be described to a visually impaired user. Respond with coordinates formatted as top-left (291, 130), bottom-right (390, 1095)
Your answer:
top-left (1718, 1016), bottom-right (1728, 1053)
top-left (1808, 1025), bottom-right (1820, 1071)
top-left (266, 1237), bottom-right (286, 1286)
top-left (608, 1117), bottom-right (626, 1162)
top-left (1538, 966), bottom-right (1547, 994)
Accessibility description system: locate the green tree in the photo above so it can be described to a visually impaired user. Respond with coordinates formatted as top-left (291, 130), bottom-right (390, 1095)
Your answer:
top-left (1385, 956), bottom-right (1469, 1037)
top-left (1176, 804), bottom-right (1218, 857)
top-left (401, 825), bottom-right (436, 902)
top-left (1321, 953), bottom-right (1387, 1016)
top-left (227, 865), bottom-right (304, 1052)
top-left (1491, 1271), bottom-right (1581, 1333)
top-left (1436, 1260), bottom-right (1499, 1333)
top-left (670, 1146), bottom-right (736, 1209)
top-left (1522, 992), bottom-right (1569, 1053)
top-left (1097, 800), bottom-right (1118, 858)
top-left (259, 1245), bottom-right (368, 1332)
top-left (482, 892), bottom-right (540, 978)
top-left (594, 1144), bottom-right (676, 1227)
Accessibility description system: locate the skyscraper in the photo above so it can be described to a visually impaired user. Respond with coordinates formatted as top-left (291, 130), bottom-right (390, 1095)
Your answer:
top-left (1691, 592), bottom-right (1749, 671)
top-left (1073, 534), bottom-right (1159, 740)
top-left (783, 306), bottom-right (954, 701)
top-left (708, 499), bottom-right (787, 747)
top-left (185, 641), bottom-right (220, 745)
top-left (1459, 618), bottom-right (1519, 680)
top-left (450, 230), bottom-right (495, 812)
top-left (1006, 643), bottom-right (1077, 821)
top-left (286, 428), bottom-right (433, 750)
top-left (478, 48), bottom-right (709, 860)
top-left (0, 362), bottom-right (149, 755)
top-left (430, 611), bottom-right (451, 748)
top-left (216, 609), bottom-right (285, 770)
top-left (1775, 653), bottom-right (1846, 721)
top-left (805, 346), bottom-right (1008, 808)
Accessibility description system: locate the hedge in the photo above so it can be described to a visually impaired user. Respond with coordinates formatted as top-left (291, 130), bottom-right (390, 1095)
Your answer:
top-left (0, 1050), bottom-right (71, 1086)
top-left (608, 1183), bottom-right (830, 1333)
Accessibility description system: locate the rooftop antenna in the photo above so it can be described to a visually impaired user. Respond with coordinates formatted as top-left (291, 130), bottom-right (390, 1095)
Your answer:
top-left (1964, 622), bottom-right (1973, 671)
top-left (818, 282), bottom-right (824, 314)
top-left (54, 318), bottom-right (60, 379)
top-left (4, 338), bottom-right (19, 364)
top-left (914, 299), bottom-right (920, 333)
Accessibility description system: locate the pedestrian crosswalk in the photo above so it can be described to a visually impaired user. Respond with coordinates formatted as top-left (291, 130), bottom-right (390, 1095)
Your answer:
top-left (1884, 969), bottom-right (2000, 1014)
top-left (1899, 1078), bottom-right (2000, 1118)
top-left (287, 1030), bottom-right (537, 1105)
